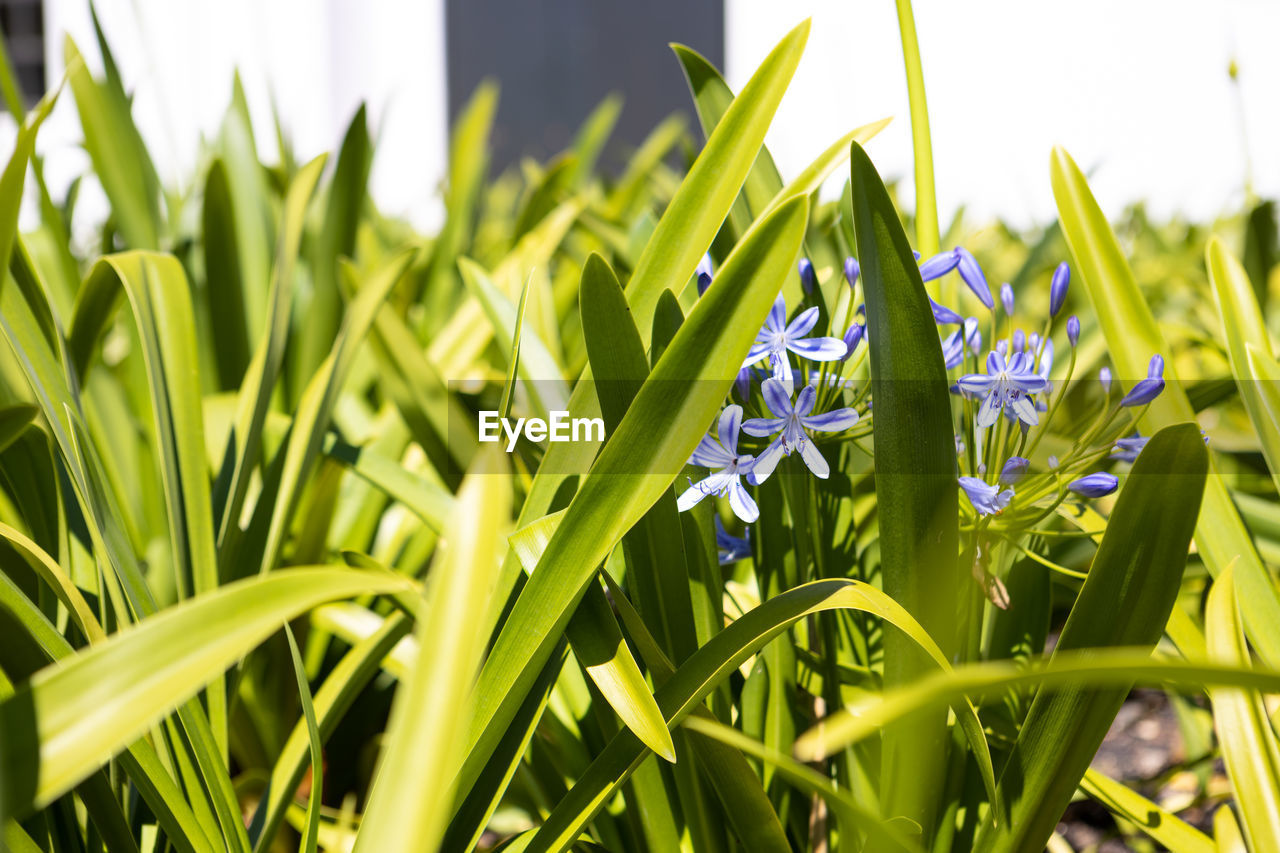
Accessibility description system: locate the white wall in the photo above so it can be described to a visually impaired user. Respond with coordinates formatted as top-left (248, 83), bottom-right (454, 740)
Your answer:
top-left (726, 0), bottom-right (1280, 231)
top-left (31, 0), bottom-right (448, 234)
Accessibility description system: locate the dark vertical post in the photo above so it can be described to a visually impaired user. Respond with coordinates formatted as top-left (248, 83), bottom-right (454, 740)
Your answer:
top-left (445, 0), bottom-right (723, 173)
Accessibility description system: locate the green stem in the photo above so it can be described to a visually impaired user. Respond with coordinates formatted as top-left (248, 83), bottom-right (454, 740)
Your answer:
top-left (895, 0), bottom-right (941, 286)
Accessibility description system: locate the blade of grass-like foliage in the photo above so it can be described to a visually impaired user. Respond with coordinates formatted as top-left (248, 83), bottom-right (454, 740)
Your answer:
top-left (672, 42), bottom-right (892, 233)
top-left (459, 257), bottom-right (569, 415)
top-left (213, 154), bottom-right (327, 554)
top-left (322, 434), bottom-right (453, 532)
top-left (682, 717), bottom-right (925, 853)
top-left (0, 82), bottom-right (59, 298)
top-left (249, 613), bottom-right (413, 852)
top-left (214, 76), bottom-right (274, 347)
top-left (1245, 345), bottom-right (1280, 481)
top-left (428, 198), bottom-right (582, 379)
top-left (71, 252), bottom-right (227, 748)
top-left (1206, 563), bottom-right (1280, 851)
top-left (625, 20), bottom-right (808, 335)
top-left (1206, 237), bottom-right (1280, 495)
top-left (0, 567), bottom-right (409, 817)
top-left (0, 404), bottom-right (36, 456)
top-left (457, 195), bottom-right (810, 801)
top-left (342, 261), bottom-right (473, 483)
top-left (1051, 145), bottom-right (1280, 668)
top-left (295, 105), bottom-right (371, 395)
top-left (0, 522), bottom-right (104, 643)
top-left (601, 114), bottom-right (686, 222)
top-left (283, 625), bottom-right (322, 853)
top-left (976, 423), bottom-right (1207, 853)
top-left (72, 253), bottom-right (217, 599)
top-left (63, 35), bottom-right (161, 249)
top-left (501, 272), bottom-right (533, 420)
top-left (672, 43), bottom-right (785, 230)
top-left (567, 94), bottom-right (621, 188)
top-left (526, 577), bottom-right (985, 852)
top-left (795, 651), bottom-right (1280, 757)
top-left (201, 160), bottom-right (253, 389)
top-left (353, 449), bottom-right (510, 853)
top-left (1079, 768), bottom-right (1214, 853)
top-left (850, 139), bottom-right (957, 836)
top-left (421, 81), bottom-right (496, 335)
top-left (893, 0), bottom-right (940, 261)
top-left (1215, 805), bottom-right (1248, 853)
top-left (247, 250), bottom-right (413, 577)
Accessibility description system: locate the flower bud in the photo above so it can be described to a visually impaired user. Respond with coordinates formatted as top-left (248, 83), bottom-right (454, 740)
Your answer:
top-left (1050, 261), bottom-right (1070, 317)
top-left (955, 247), bottom-right (994, 309)
top-left (919, 250), bottom-right (960, 281)
top-left (798, 258), bottom-right (816, 294)
top-left (1001, 282), bottom-right (1015, 315)
top-left (999, 456), bottom-right (1030, 485)
top-left (844, 257), bottom-right (860, 288)
top-left (1099, 366), bottom-right (1112, 393)
top-left (1068, 472), bottom-right (1119, 498)
top-left (840, 323), bottom-right (864, 361)
top-left (1066, 315), bottom-right (1080, 347)
top-left (1120, 354), bottom-right (1166, 407)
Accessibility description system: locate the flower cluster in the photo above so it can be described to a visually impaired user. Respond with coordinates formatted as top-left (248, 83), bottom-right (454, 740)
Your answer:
top-left (679, 249), bottom-right (1169, 579)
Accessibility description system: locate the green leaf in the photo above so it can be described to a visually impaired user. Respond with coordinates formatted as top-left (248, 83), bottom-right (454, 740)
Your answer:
top-left (0, 568), bottom-right (411, 817)
top-left (528, 577), bottom-right (980, 852)
top-left (354, 449), bottom-right (510, 853)
top-left (283, 625), bottom-right (322, 853)
top-left (295, 104), bottom-right (372, 391)
top-left (1206, 237), bottom-right (1280, 495)
top-left (212, 155), bottom-right (327, 556)
top-left (0, 404), bottom-right (37, 456)
top-left (0, 81), bottom-right (59, 299)
top-left (850, 138), bottom-right (957, 836)
top-left (1079, 768), bottom-right (1214, 853)
top-left (1051, 145), bottom-right (1280, 668)
top-left (976, 423), bottom-right (1208, 853)
top-left (458, 195), bottom-right (810, 802)
top-left (63, 35), bottom-right (161, 249)
top-left (1206, 563), bottom-right (1280, 852)
top-left (893, 0), bottom-right (940, 261)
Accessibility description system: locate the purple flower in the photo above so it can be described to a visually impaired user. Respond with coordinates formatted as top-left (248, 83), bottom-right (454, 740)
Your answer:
top-left (919, 250), bottom-right (961, 281)
top-left (1067, 315), bottom-right (1080, 347)
top-left (957, 350), bottom-right (1050, 428)
top-left (798, 258), bottom-right (816, 294)
top-left (844, 257), bottom-right (860, 288)
top-left (1100, 366), bottom-right (1112, 393)
top-left (1001, 282), bottom-right (1015, 316)
top-left (1000, 456), bottom-right (1030, 485)
top-left (678, 405), bottom-right (758, 522)
top-left (743, 295), bottom-right (847, 394)
top-left (930, 297), bottom-right (964, 325)
top-left (1120, 355), bottom-right (1165, 407)
top-left (840, 323), bottom-right (864, 361)
top-left (959, 476), bottom-right (1014, 516)
top-left (696, 253), bottom-right (714, 295)
top-left (956, 247), bottom-right (994, 310)
top-left (1013, 329), bottom-right (1026, 353)
top-left (1050, 262), bottom-right (1070, 317)
top-left (1068, 472), bottom-right (1119, 498)
top-left (715, 516), bottom-right (751, 565)
top-left (1112, 435), bottom-right (1149, 463)
top-left (743, 380), bottom-right (859, 482)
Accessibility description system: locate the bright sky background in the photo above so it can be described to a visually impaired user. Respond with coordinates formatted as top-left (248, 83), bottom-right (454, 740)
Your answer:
top-left (726, 0), bottom-right (1280, 230)
top-left (13, 0), bottom-right (1280, 236)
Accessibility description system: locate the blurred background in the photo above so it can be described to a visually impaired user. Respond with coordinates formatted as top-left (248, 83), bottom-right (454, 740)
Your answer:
top-left (3, 0), bottom-right (1278, 234)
